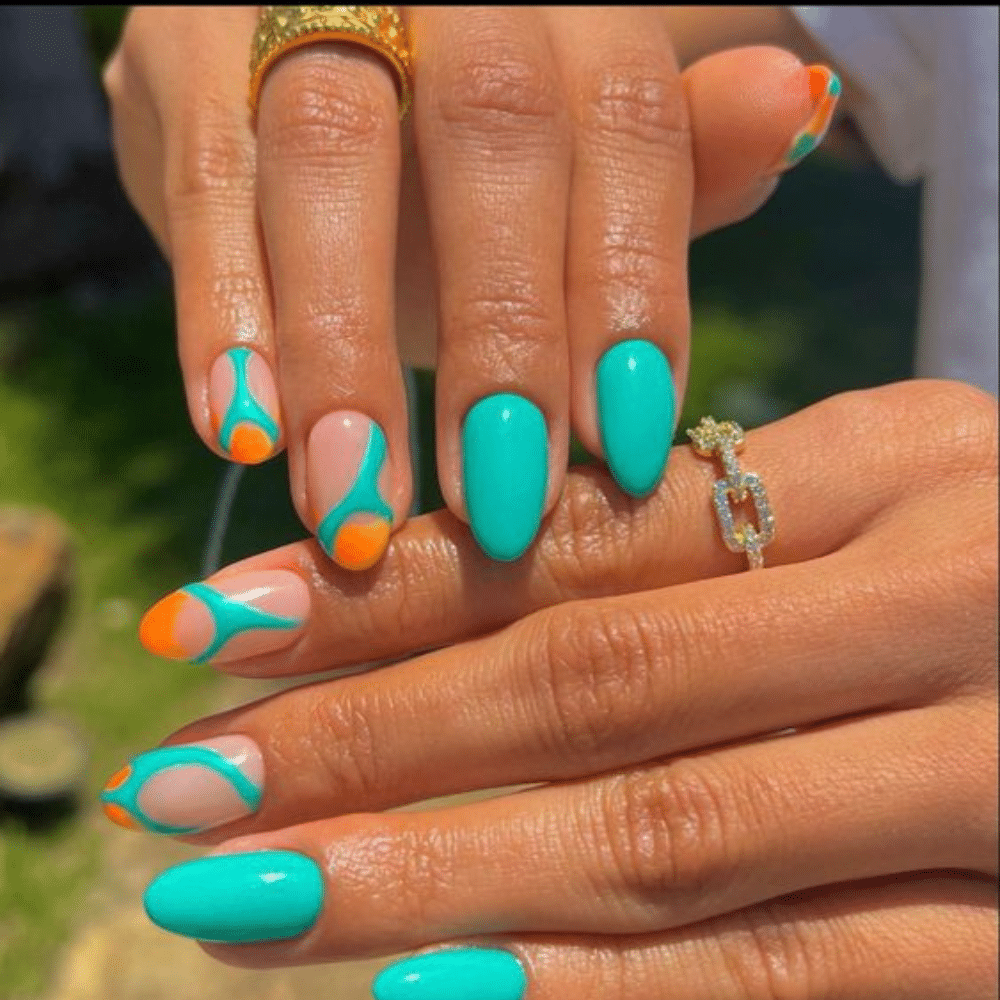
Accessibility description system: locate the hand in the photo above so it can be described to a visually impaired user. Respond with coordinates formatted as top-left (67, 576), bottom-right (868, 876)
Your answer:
top-left (103, 6), bottom-right (839, 567)
top-left (104, 380), bottom-right (998, 997)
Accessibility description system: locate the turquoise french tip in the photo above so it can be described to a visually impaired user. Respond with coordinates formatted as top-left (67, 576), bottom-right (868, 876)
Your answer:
top-left (462, 393), bottom-right (548, 562)
top-left (373, 949), bottom-right (528, 1000)
top-left (143, 850), bottom-right (323, 944)
top-left (596, 339), bottom-right (675, 497)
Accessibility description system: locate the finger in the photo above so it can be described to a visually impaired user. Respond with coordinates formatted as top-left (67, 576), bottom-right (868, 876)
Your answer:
top-left (373, 876), bottom-right (998, 999)
top-left (108, 7), bottom-right (285, 466)
top-left (687, 47), bottom-right (841, 238)
top-left (135, 381), bottom-right (998, 673)
top-left (412, 7), bottom-right (572, 561)
top-left (548, 7), bottom-right (691, 498)
top-left (255, 38), bottom-right (411, 569)
top-left (136, 708), bottom-right (993, 957)
top-left (114, 509), bottom-right (995, 835)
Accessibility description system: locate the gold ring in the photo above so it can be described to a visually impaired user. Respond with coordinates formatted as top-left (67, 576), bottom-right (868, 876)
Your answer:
top-left (249, 6), bottom-right (413, 118)
top-left (687, 417), bottom-right (775, 570)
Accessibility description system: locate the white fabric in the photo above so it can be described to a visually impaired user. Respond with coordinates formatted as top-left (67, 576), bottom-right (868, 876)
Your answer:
top-left (790, 6), bottom-right (998, 394)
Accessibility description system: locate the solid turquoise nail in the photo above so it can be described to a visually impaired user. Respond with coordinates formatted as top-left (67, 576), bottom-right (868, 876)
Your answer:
top-left (144, 850), bottom-right (323, 944)
top-left (462, 393), bottom-right (548, 562)
top-left (596, 339), bottom-right (675, 497)
top-left (373, 949), bottom-right (527, 1000)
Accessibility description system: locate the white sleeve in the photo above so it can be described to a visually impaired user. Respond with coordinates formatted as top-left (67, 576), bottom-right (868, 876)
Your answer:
top-left (791, 6), bottom-right (932, 182)
top-left (789, 7), bottom-right (999, 394)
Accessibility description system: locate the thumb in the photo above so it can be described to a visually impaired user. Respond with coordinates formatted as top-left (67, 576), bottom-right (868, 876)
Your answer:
top-left (685, 46), bottom-right (841, 238)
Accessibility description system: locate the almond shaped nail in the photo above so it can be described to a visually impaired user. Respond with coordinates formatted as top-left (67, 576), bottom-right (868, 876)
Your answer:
top-left (101, 735), bottom-right (264, 835)
top-left (208, 347), bottom-right (281, 464)
top-left (307, 411), bottom-right (394, 571)
top-left (139, 569), bottom-right (308, 664)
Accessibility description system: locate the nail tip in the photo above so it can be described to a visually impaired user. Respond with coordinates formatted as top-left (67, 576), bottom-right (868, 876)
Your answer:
top-left (138, 592), bottom-right (195, 661)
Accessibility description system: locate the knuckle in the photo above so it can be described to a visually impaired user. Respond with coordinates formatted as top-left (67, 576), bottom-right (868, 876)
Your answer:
top-left (529, 604), bottom-right (664, 759)
top-left (578, 58), bottom-right (689, 152)
top-left (258, 58), bottom-right (393, 162)
top-left (298, 690), bottom-right (384, 804)
top-left (450, 282), bottom-right (560, 381)
top-left (163, 100), bottom-right (254, 207)
top-left (434, 43), bottom-right (564, 145)
top-left (715, 906), bottom-right (838, 1000)
top-left (597, 760), bottom-right (738, 910)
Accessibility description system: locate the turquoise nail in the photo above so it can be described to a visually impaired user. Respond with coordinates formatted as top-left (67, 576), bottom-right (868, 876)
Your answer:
top-left (144, 850), bottom-right (323, 943)
top-left (596, 339), bottom-right (675, 497)
top-left (373, 949), bottom-right (527, 1000)
top-left (462, 393), bottom-right (548, 562)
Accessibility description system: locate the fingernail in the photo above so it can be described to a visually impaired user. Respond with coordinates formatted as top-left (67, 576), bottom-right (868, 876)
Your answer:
top-left (101, 736), bottom-right (264, 835)
top-left (208, 347), bottom-right (281, 464)
top-left (139, 569), bottom-right (308, 664)
top-left (462, 393), bottom-right (548, 562)
top-left (144, 850), bottom-right (323, 943)
top-left (596, 339), bottom-right (675, 498)
top-left (777, 64), bottom-right (841, 171)
top-left (307, 411), bottom-right (394, 571)
top-left (373, 949), bottom-right (527, 1000)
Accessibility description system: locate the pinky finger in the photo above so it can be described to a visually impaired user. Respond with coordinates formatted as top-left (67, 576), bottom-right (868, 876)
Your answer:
top-left (373, 875), bottom-right (997, 1000)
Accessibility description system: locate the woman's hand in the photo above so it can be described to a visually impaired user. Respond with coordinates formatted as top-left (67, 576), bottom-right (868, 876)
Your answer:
top-left (105, 380), bottom-right (998, 997)
top-left (104, 6), bottom-right (839, 568)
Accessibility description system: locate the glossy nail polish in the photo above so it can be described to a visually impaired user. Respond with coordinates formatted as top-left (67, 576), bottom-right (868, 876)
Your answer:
top-left (139, 569), bottom-right (308, 664)
top-left (373, 949), bottom-right (528, 1000)
top-left (208, 347), bottom-right (281, 464)
top-left (307, 411), bottom-right (394, 571)
top-left (462, 393), bottom-right (548, 562)
top-left (596, 339), bottom-right (675, 498)
top-left (101, 735), bottom-right (264, 835)
top-left (144, 850), bottom-right (323, 943)
top-left (779, 65), bottom-right (842, 170)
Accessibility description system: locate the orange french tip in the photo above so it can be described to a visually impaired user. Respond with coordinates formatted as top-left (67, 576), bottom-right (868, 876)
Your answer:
top-left (103, 765), bottom-right (132, 792)
top-left (334, 519), bottom-right (391, 571)
top-left (808, 64), bottom-right (831, 101)
top-left (228, 423), bottom-right (274, 465)
top-left (139, 590), bottom-right (193, 661)
top-left (102, 801), bottom-right (144, 831)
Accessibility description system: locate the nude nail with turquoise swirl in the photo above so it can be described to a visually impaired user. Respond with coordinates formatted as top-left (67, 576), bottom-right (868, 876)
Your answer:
top-left (139, 569), bottom-right (309, 664)
top-left (776, 65), bottom-right (841, 171)
top-left (307, 411), bottom-right (394, 571)
top-left (208, 347), bottom-right (281, 464)
top-left (101, 735), bottom-right (264, 835)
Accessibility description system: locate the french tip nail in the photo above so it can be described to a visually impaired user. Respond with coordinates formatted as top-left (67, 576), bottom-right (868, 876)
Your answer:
top-left (144, 850), bottom-right (323, 943)
top-left (209, 347), bottom-right (281, 465)
top-left (138, 591), bottom-right (196, 661)
top-left (373, 949), bottom-right (527, 1000)
top-left (781, 63), bottom-right (842, 171)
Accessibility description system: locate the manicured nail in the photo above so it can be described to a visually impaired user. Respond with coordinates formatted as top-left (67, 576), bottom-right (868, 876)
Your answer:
top-left (208, 347), bottom-right (281, 464)
top-left (101, 735), bottom-right (264, 835)
top-left (462, 393), bottom-right (548, 562)
top-left (144, 850), bottom-right (323, 943)
top-left (778, 65), bottom-right (841, 170)
top-left (139, 569), bottom-right (308, 664)
top-left (596, 339), bottom-right (675, 498)
top-left (307, 411), bottom-right (394, 571)
top-left (373, 949), bottom-right (528, 1000)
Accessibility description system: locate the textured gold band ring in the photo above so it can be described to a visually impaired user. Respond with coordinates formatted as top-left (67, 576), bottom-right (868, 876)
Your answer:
top-left (687, 417), bottom-right (776, 570)
top-left (249, 6), bottom-right (413, 118)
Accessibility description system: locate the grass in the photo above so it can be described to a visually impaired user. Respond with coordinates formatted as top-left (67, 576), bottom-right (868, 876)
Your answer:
top-left (0, 8), bottom-right (921, 994)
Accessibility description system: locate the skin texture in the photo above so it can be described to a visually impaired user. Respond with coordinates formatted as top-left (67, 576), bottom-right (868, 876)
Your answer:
top-left (124, 381), bottom-right (997, 995)
top-left (103, 6), bottom-right (837, 563)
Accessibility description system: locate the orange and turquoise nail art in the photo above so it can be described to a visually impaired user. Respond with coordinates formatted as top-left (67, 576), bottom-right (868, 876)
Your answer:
top-left (783, 65), bottom-right (841, 169)
top-left (101, 737), bottom-right (264, 835)
top-left (139, 570), bottom-right (309, 664)
top-left (307, 412), bottom-right (394, 571)
top-left (208, 347), bottom-right (281, 464)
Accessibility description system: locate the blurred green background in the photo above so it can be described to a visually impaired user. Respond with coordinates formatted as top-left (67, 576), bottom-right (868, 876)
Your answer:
top-left (0, 6), bottom-right (920, 997)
